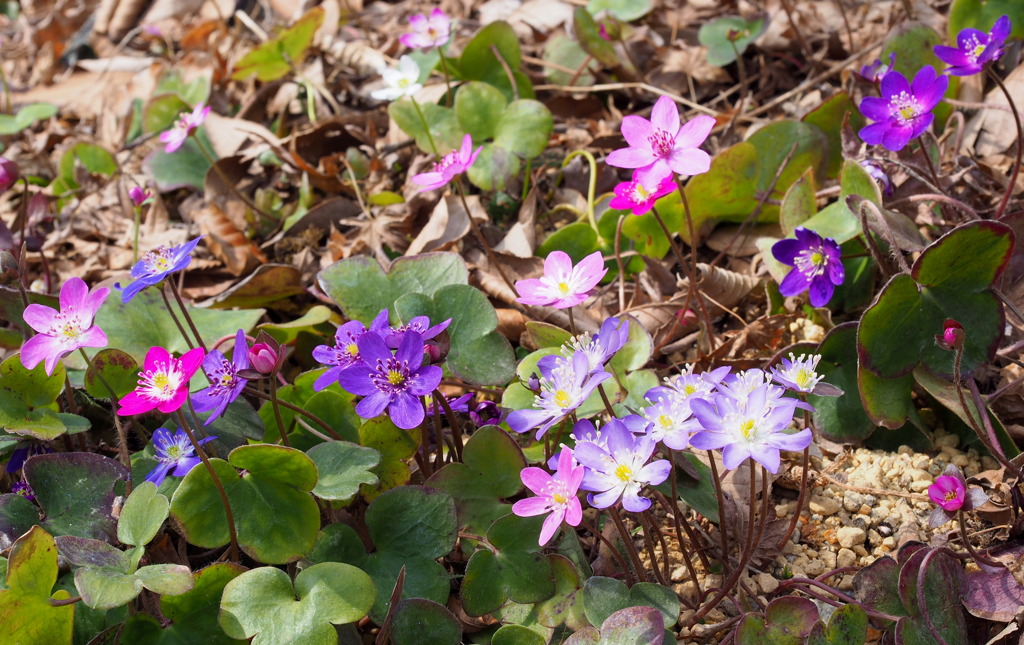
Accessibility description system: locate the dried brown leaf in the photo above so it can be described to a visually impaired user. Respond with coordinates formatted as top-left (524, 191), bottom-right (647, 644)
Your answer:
top-left (193, 203), bottom-right (267, 276)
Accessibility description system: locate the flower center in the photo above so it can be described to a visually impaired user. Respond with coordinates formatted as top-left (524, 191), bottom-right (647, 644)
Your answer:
top-left (794, 246), bottom-right (828, 278)
top-left (372, 358), bottom-right (411, 393)
top-left (143, 247), bottom-right (174, 273)
top-left (387, 370), bottom-right (406, 386)
top-left (557, 281), bottom-right (571, 295)
top-left (614, 464), bottom-right (633, 482)
top-left (889, 91), bottom-right (921, 124)
top-left (944, 490), bottom-right (959, 502)
top-left (647, 129), bottom-right (674, 158)
top-left (138, 361), bottom-right (184, 401)
top-left (966, 35), bottom-right (985, 62)
top-left (793, 368), bottom-right (813, 389)
top-left (346, 343), bottom-right (359, 356)
top-left (165, 444), bottom-right (185, 461)
top-left (553, 390), bottom-right (571, 407)
top-left (552, 492), bottom-right (567, 505)
top-left (434, 151), bottom-right (460, 174)
top-left (630, 181), bottom-right (652, 203)
top-left (739, 418), bottom-right (756, 439)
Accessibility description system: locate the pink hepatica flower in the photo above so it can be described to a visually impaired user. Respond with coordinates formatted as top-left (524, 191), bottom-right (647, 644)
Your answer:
top-left (927, 464), bottom-right (989, 528)
top-left (608, 173), bottom-right (675, 216)
top-left (606, 95), bottom-right (716, 186)
top-left (513, 447), bottom-right (585, 546)
top-left (118, 346), bottom-right (205, 416)
top-left (858, 66), bottom-right (948, 152)
top-left (400, 8), bottom-right (451, 49)
top-left (515, 250), bottom-right (607, 309)
top-left (21, 277), bottom-right (110, 376)
top-left (159, 103), bottom-right (211, 154)
top-left (411, 134), bottom-right (482, 191)
top-left (934, 15), bottom-right (1010, 76)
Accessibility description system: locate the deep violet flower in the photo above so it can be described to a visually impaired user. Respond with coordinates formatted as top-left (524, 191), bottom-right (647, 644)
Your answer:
top-left (399, 8), bottom-right (451, 50)
top-left (191, 329), bottom-right (249, 425)
top-left (513, 447), bottom-right (584, 546)
top-left (859, 52), bottom-right (896, 83)
top-left (575, 417), bottom-right (670, 512)
top-left (606, 95), bottom-right (716, 186)
top-left (11, 480), bottom-right (34, 501)
top-left (145, 427), bottom-right (216, 486)
top-left (411, 134), bottom-right (482, 191)
top-left (117, 346), bottom-right (205, 416)
top-left (20, 277), bottom-right (110, 375)
top-left (772, 227), bottom-right (844, 307)
top-left (5, 440), bottom-right (51, 473)
top-left (336, 331), bottom-right (442, 430)
top-left (858, 66), bottom-right (948, 151)
top-left (119, 236), bottom-right (203, 303)
top-left (515, 250), bottom-right (607, 309)
top-left (934, 15), bottom-right (1011, 76)
top-left (927, 464), bottom-right (989, 528)
top-left (312, 309), bottom-right (389, 391)
top-left (608, 173), bottom-right (675, 216)
top-left (159, 103), bottom-right (210, 153)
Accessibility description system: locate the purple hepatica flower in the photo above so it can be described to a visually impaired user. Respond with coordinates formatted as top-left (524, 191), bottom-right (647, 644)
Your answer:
top-left (384, 315), bottom-right (452, 349)
top-left (337, 331), bottom-right (442, 430)
top-left (426, 392), bottom-right (473, 417)
top-left (312, 310), bottom-right (390, 391)
top-left (643, 394), bottom-right (699, 450)
top-left (575, 417), bottom-right (670, 512)
top-left (859, 52), bottom-right (896, 83)
top-left (608, 173), bottom-right (675, 216)
top-left (159, 103), bottom-right (210, 154)
top-left (539, 317), bottom-right (630, 377)
top-left (858, 66), bottom-right (948, 152)
top-left (513, 447), bottom-right (585, 546)
top-left (772, 227), bottom-right (844, 307)
top-left (507, 351), bottom-right (610, 440)
top-left (927, 464), bottom-right (989, 528)
top-left (470, 400), bottom-right (503, 427)
top-left (606, 95), bottom-right (716, 186)
top-left (5, 440), bottom-right (52, 473)
top-left (646, 364), bottom-right (730, 405)
top-left (860, 159), bottom-right (893, 197)
top-left (191, 329), bottom-right (249, 425)
top-left (515, 250), bottom-right (607, 310)
top-left (119, 236), bottom-right (203, 303)
top-left (411, 134), bottom-right (482, 192)
top-left (145, 427), bottom-right (215, 486)
top-left (400, 8), bottom-right (451, 50)
top-left (770, 353), bottom-right (843, 397)
top-left (11, 480), bottom-right (34, 501)
top-left (935, 15), bottom-right (1011, 76)
top-left (20, 277), bottom-right (110, 376)
top-left (690, 384), bottom-right (810, 474)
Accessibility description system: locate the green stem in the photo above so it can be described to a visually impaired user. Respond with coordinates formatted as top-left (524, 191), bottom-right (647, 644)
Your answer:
top-left (409, 97), bottom-right (439, 155)
top-left (560, 150), bottom-right (599, 233)
top-left (438, 54), bottom-right (455, 109)
top-left (175, 410), bottom-right (239, 562)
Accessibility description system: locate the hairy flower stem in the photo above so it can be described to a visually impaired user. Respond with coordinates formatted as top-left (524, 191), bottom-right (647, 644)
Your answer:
top-left (160, 287), bottom-right (195, 350)
top-left (174, 410), bottom-right (239, 562)
top-left (79, 348), bottom-right (131, 480)
top-left (640, 509), bottom-right (673, 588)
top-left (707, 451), bottom-right (731, 574)
top-left (244, 385), bottom-right (342, 440)
top-left (653, 490), bottom-right (706, 592)
top-left (956, 509), bottom-right (1002, 568)
top-left (409, 97), bottom-right (439, 155)
top-left (579, 516), bottom-right (634, 585)
top-left (988, 68), bottom-right (1023, 219)
top-left (778, 398), bottom-right (813, 550)
top-left (268, 379), bottom-right (291, 448)
top-left (432, 390), bottom-right (464, 462)
top-left (673, 179), bottom-right (719, 349)
top-left (454, 181), bottom-right (518, 294)
top-left (167, 282), bottom-right (207, 351)
top-left (609, 506), bottom-right (647, 583)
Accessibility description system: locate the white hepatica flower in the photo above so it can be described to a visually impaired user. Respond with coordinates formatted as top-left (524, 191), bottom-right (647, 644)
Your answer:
top-left (371, 56), bottom-right (422, 101)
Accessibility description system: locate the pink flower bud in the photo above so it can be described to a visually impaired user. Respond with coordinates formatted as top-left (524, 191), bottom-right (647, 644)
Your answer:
top-left (936, 319), bottom-right (964, 351)
top-left (0, 157), bottom-right (19, 191)
top-left (248, 343), bottom-right (278, 375)
top-left (129, 186), bottom-right (150, 207)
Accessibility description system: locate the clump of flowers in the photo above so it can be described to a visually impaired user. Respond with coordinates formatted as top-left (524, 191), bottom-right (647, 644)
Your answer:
top-left (371, 55), bottom-right (422, 101)
top-left (513, 447), bottom-right (584, 546)
top-left (191, 329), bottom-right (250, 425)
top-left (858, 66), bottom-right (948, 151)
top-left (927, 464), bottom-right (988, 527)
top-left (934, 15), bottom-right (1011, 76)
top-left (312, 310), bottom-right (389, 391)
top-left (411, 134), bottom-right (482, 191)
top-left (771, 227), bottom-right (844, 307)
top-left (145, 427), bottom-right (216, 486)
top-left (606, 94), bottom-right (716, 185)
top-left (515, 250), bottom-right (607, 309)
top-left (120, 236), bottom-right (203, 303)
top-left (118, 346), bottom-right (205, 416)
top-left (160, 103), bottom-right (210, 154)
top-left (20, 277), bottom-right (110, 376)
top-left (400, 8), bottom-right (451, 50)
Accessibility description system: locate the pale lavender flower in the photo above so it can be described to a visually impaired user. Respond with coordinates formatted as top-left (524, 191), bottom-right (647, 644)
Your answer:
top-left (575, 418), bottom-right (671, 512)
top-left (538, 317), bottom-right (629, 377)
top-left (507, 351), bottom-right (610, 440)
top-left (770, 353), bottom-right (843, 397)
top-left (400, 8), bottom-right (451, 49)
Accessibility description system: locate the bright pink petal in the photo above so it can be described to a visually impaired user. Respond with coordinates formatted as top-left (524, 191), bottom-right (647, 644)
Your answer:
top-left (543, 251), bottom-right (573, 278)
top-left (667, 148), bottom-right (711, 177)
top-left (539, 509), bottom-right (565, 545)
top-left (117, 391), bottom-right (158, 416)
top-left (513, 497), bottom-right (552, 517)
top-left (59, 278), bottom-right (89, 312)
top-left (22, 304), bottom-right (58, 333)
top-left (157, 388), bottom-right (189, 413)
top-left (606, 146), bottom-right (656, 169)
top-left (77, 326), bottom-right (108, 350)
top-left (177, 347), bottom-right (206, 380)
top-left (564, 498), bottom-right (582, 527)
top-left (143, 346), bottom-right (173, 371)
top-left (20, 334), bottom-right (59, 372)
top-left (84, 286), bottom-right (111, 319)
top-left (674, 115), bottom-right (715, 148)
top-left (649, 96), bottom-right (680, 135)
top-left (520, 467), bottom-right (555, 495)
top-left (620, 115), bottom-right (654, 147)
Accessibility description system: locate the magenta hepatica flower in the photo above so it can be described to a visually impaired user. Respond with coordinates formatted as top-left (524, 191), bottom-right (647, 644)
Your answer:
top-left (513, 447), bottom-right (585, 546)
top-left (770, 353), bottom-right (843, 397)
top-left (858, 52), bottom-right (896, 83)
top-left (411, 134), bottom-right (482, 191)
top-left (191, 329), bottom-right (249, 425)
top-left (120, 236), bottom-right (202, 303)
top-left (772, 227), bottom-right (844, 307)
top-left (935, 15), bottom-right (1010, 76)
top-left (575, 417), bottom-right (670, 512)
top-left (20, 277), bottom-right (110, 376)
top-left (159, 103), bottom-right (210, 154)
top-left (313, 310), bottom-right (390, 391)
top-left (400, 8), bottom-right (451, 49)
top-left (606, 95), bottom-right (716, 186)
top-left (337, 331), bottom-right (442, 430)
top-left (608, 173), bottom-right (675, 215)
top-left (927, 464), bottom-right (989, 528)
top-left (858, 66), bottom-right (948, 151)
top-left (690, 384), bottom-right (810, 473)
top-left (371, 55), bottom-right (422, 101)
top-left (145, 427), bottom-right (215, 486)
top-left (515, 250), bottom-right (607, 309)
top-left (129, 186), bottom-right (151, 208)
top-left (0, 157), bottom-right (19, 191)
top-left (936, 318), bottom-right (965, 351)
top-left (117, 346), bottom-right (205, 416)
top-left (508, 351), bottom-right (610, 440)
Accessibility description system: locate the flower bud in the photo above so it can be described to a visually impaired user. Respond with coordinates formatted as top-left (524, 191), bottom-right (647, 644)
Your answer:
top-left (245, 331), bottom-right (284, 377)
top-left (0, 157), bottom-right (18, 191)
top-left (0, 251), bottom-right (18, 286)
top-left (424, 329), bottom-right (450, 364)
top-left (129, 186), bottom-right (151, 207)
top-left (936, 319), bottom-right (965, 351)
